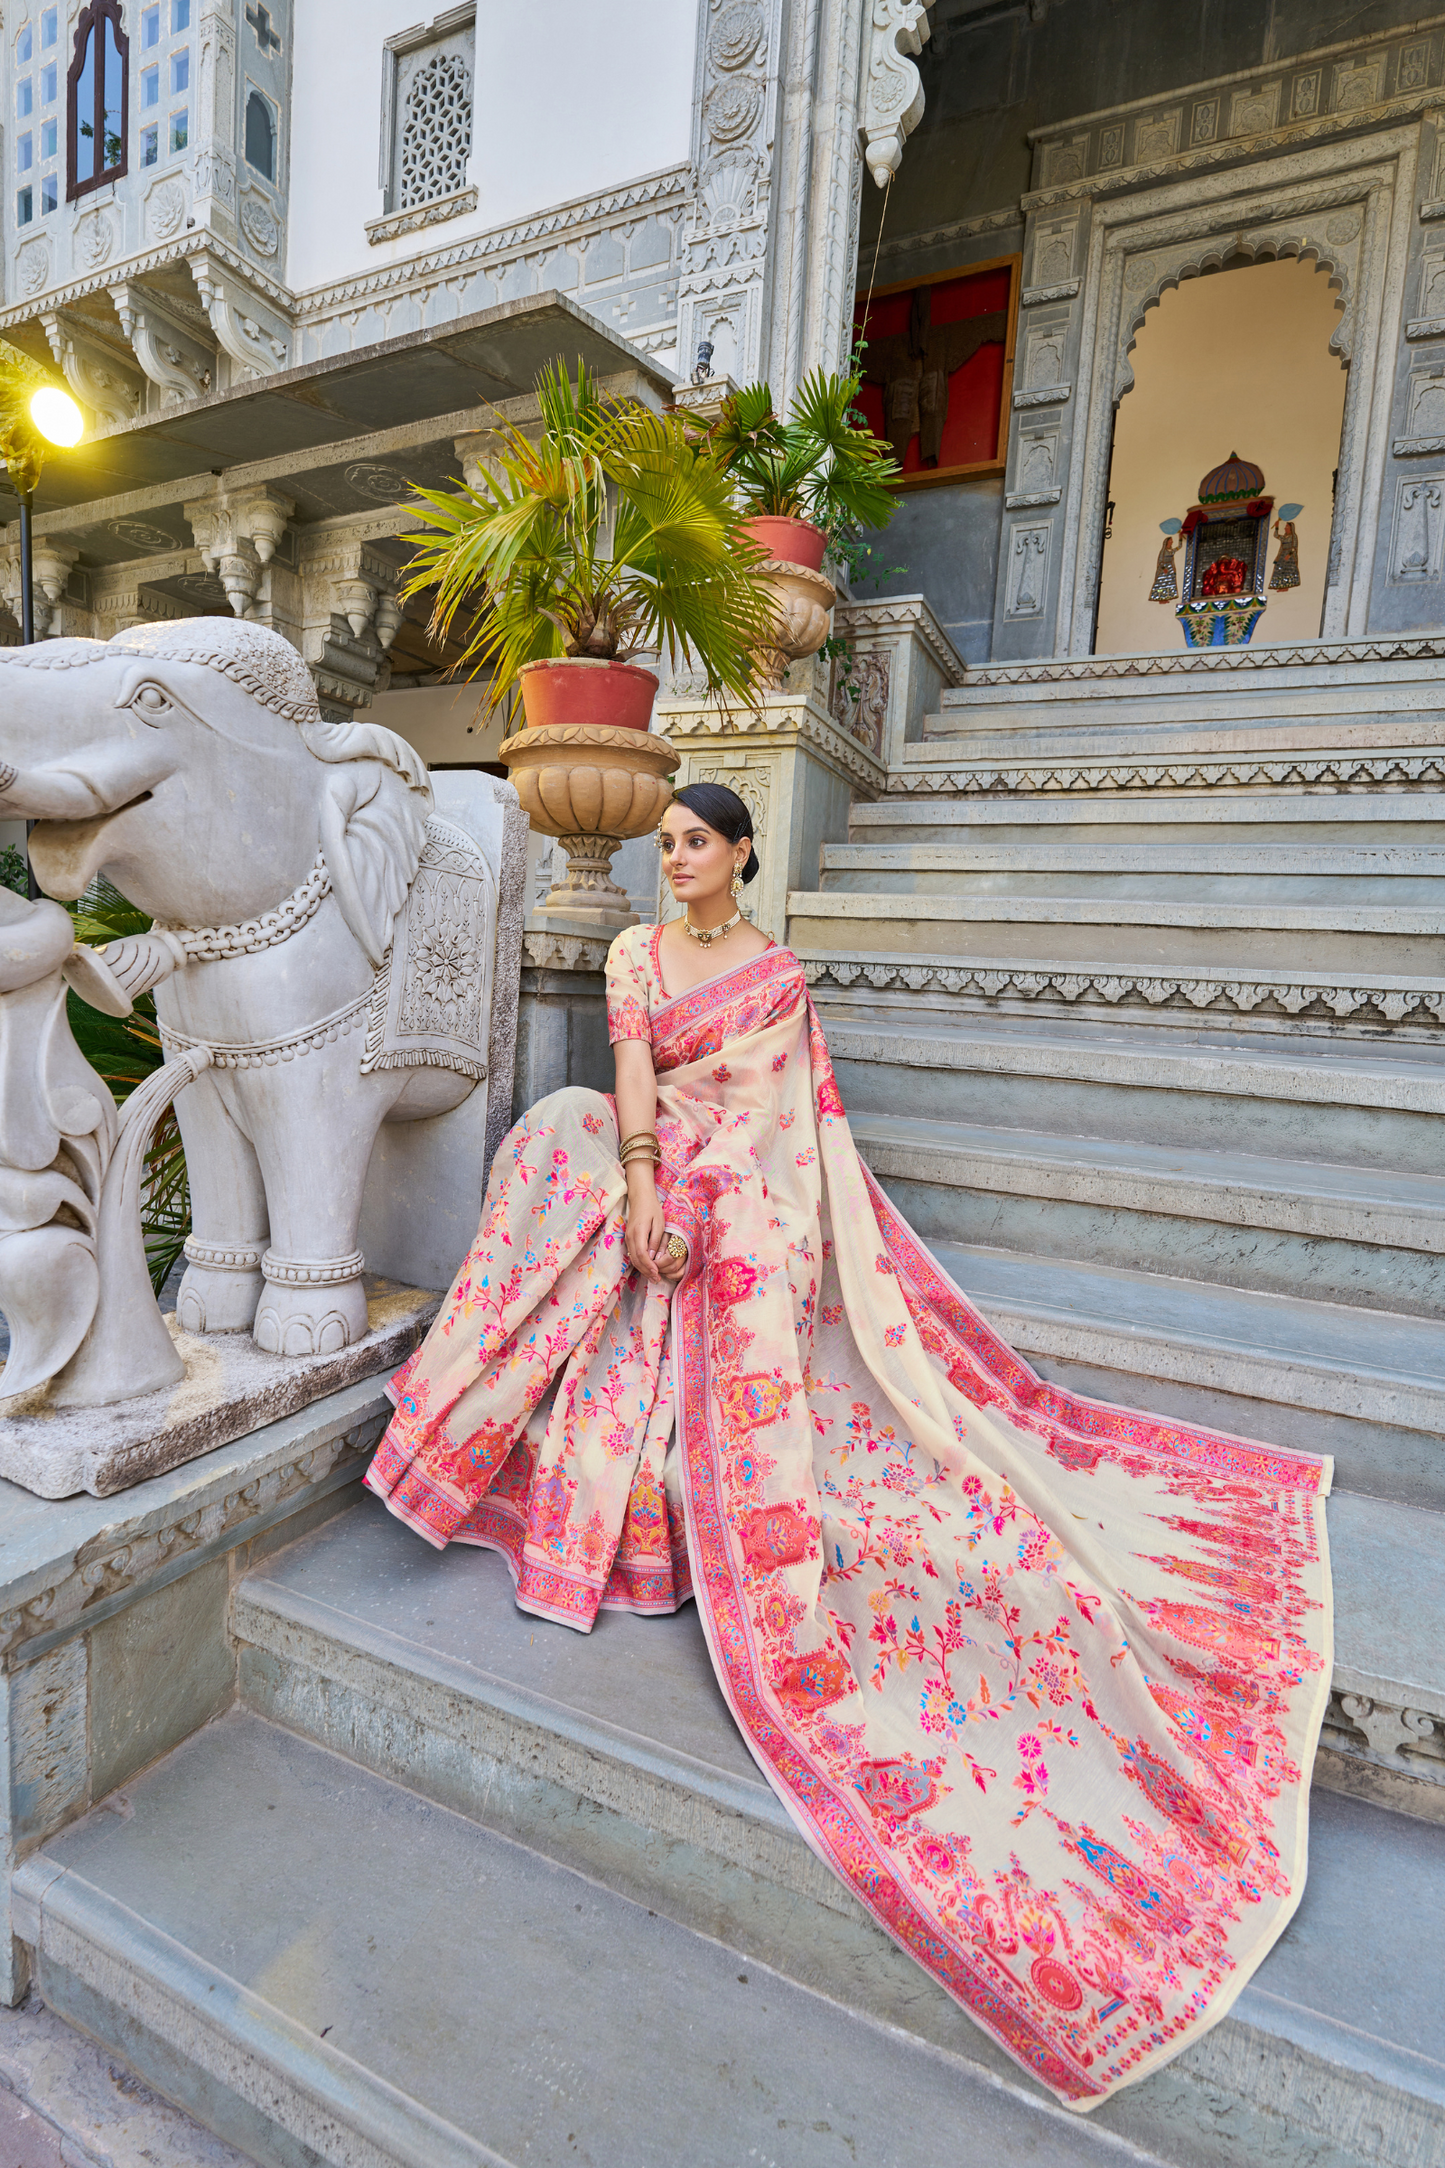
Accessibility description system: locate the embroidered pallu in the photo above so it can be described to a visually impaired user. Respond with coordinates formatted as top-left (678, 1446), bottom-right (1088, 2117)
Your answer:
top-left (365, 923), bottom-right (1333, 2109)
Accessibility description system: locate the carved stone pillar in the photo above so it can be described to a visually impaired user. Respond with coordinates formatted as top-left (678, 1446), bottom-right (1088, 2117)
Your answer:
top-left (189, 0), bottom-right (239, 244)
top-left (678, 0), bottom-right (929, 413)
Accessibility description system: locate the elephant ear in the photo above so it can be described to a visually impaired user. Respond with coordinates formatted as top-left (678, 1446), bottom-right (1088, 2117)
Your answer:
top-left (318, 765), bottom-right (429, 969)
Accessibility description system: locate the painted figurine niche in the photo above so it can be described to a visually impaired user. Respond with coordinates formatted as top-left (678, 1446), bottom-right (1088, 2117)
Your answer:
top-left (1147, 454), bottom-right (1302, 648)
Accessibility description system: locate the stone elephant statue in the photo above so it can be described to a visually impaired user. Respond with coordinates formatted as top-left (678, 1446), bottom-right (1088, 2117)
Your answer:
top-left (0, 617), bottom-right (519, 1359)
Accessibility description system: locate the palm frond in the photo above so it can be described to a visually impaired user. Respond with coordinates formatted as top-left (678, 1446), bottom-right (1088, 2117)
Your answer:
top-left (398, 366), bottom-right (777, 710)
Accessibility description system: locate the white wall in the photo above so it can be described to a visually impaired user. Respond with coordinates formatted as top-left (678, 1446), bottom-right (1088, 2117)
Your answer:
top-left (1094, 257), bottom-right (1347, 657)
top-left (371, 684), bottom-right (504, 767)
top-left (286, 0), bottom-right (697, 296)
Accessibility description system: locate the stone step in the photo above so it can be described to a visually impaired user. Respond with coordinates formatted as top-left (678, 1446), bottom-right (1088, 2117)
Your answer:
top-left (923, 643), bottom-right (1445, 755)
top-left (821, 1006), bottom-right (1445, 1172)
top-left (225, 1503), bottom-right (1445, 2168)
top-left (848, 1112), bottom-right (1445, 1317)
top-left (851, 795), bottom-right (1445, 846)
top-left (925, 1238), bottom-right (1445, 1511)
top-left (11, 1715), bottom-right (1163, 2168)
top-left (819, 842), bottom-right (1445, 907)
top-left (788, 895), bottom-right (1445, 977)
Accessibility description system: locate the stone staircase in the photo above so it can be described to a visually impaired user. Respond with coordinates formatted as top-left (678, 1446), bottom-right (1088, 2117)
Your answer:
top-left (10, 1500), bottom-right (1445, 2168)
top-left (791, 640), bottom-right (1445, 1823)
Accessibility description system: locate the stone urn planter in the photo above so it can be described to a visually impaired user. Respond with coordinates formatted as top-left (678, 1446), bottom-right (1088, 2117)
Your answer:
top-left (499, 721), bottom-right (680, 929)
top-left (743, 515), bottom-right (836, 691)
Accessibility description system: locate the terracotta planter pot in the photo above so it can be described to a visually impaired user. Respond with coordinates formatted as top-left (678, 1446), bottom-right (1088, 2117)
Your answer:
top-left (517, 657), bottom-right (659, 733)
top-left (741, 514), bottom-right (829, 573)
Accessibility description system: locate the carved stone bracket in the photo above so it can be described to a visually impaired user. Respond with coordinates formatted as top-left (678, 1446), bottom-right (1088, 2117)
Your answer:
top-left (39, 308), bottom-right (145, 428)
top-left (190, 248), bottom-right (291, 380)
top-left (860, 0), bottom-right (931, 189)
top-left (297, 533), bottom-right (404, 710)
top-left (1325, 1688), bottom-right (1445, 1783)
top-left (110, 280), bottom-right (217, 407)
top-left (0, 541), bottom-right (80, 638)
top-left (184, 484), bottom-right (296, 618)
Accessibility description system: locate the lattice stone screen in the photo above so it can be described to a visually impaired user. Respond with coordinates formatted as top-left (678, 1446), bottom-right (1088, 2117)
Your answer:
top-left (397, 49), bottom-right (472, 209)
top-left (383, 12), bottom-right (475, 217)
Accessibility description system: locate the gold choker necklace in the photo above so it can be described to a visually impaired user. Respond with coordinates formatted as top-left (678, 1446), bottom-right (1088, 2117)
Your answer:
top-left (684, 907), bottom-right (743, 946)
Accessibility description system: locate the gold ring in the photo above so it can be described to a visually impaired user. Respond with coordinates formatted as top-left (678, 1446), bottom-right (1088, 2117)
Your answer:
top-left (663, 1233), bottom-right (688, 1264)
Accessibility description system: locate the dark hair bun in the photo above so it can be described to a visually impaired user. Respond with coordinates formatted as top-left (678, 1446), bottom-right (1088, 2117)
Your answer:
top-left (671, 781), bottom-right (760, 883)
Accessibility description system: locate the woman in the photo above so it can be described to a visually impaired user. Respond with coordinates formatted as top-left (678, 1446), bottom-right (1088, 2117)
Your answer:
top-left (366, 784), bottom-right (1331, 2112)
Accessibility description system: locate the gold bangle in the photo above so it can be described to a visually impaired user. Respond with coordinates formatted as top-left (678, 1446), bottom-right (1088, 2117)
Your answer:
top-left (620, 1146), bottom-right (661, 1166)
top-left (618, 1131), bottom-right (658, 1150)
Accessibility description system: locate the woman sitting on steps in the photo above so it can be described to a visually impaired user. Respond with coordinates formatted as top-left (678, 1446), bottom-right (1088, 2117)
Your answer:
top-left (364, 780), bottom-right (1332, 2113)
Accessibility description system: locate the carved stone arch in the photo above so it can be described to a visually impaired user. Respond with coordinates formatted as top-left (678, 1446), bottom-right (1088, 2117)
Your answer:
top-left (1113, 228), bottom-right (1356, 404)
top-left (1051, 137), bottom-right (1413, 658)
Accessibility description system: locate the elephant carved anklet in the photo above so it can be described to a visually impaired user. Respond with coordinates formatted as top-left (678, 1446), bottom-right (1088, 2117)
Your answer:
top-left (261, 1249), bottom-right (367, 1287)
top-left (182, 1237), bottom-right (266, 1272)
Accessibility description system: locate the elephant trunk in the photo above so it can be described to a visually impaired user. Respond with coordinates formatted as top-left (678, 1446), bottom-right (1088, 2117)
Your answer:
top-left (0, 734), bottom-right (177, 822)
top-left (2, 736), bottom-right (180, 900)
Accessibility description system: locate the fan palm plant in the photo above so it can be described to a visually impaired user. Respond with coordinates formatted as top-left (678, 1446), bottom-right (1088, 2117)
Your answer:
top-left (706, 367), bottom-right (902, 540)
top-left (401, 362), bottom-right (775, 712)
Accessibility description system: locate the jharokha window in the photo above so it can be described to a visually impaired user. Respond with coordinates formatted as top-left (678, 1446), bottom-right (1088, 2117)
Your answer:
top-left (68, 0), bottom-right (128, 201)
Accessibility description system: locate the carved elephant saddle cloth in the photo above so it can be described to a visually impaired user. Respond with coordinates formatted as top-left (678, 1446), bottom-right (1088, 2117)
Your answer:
top-left (361, 815), bottom-right (497, 1082)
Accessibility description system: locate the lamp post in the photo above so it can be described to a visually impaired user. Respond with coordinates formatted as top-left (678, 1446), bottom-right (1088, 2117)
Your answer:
top-left (18, 385), bottom-right (84, 643)
top-left (0, 378), bottom-right (86, 893)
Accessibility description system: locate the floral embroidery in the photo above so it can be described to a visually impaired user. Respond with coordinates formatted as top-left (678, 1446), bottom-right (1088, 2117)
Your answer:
top-left (366, 910), bottom-right (1330, 2114)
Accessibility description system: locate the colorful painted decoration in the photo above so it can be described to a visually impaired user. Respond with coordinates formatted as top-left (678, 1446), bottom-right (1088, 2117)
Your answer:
top-left (1148, 528), bottom-right (1180, 602)
top-left (1167, 452), bottom-right (1275, 647)
top-left (1270, 506), bottom-right (1303, 591)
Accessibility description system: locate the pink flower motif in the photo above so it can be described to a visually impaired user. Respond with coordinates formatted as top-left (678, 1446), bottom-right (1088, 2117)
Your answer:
top-left (772, 1052), bottom-right (788, 1072)
top-left (713, 1064), bottom-right (732, 1083)
top-left (875, 1253), bottom-right (895, 1276)
top-left (884, 1323), bottom-right (907, 1347)
top-left (581, 1112), bottom-right (604, 1136)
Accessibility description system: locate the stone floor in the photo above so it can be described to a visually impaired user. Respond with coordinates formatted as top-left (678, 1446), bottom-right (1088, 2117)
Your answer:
top-left (0, 1992), bottom-right (250, 2166)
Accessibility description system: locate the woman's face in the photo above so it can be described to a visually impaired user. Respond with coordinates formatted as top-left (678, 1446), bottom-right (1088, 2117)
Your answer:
top-left (658, 805), bottom-right (748, 905)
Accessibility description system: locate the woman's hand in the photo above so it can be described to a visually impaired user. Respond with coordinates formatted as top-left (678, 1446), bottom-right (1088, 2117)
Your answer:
top-left (625, 1174), bottom-right (667, 1282)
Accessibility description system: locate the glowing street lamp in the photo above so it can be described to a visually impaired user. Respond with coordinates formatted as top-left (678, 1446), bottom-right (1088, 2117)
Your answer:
top-left (30, 386), bottom-right (84, 450)
top-left (0, 361), bottom-right (85, 892)
top-left (13, 385), bottom-right (85, 643)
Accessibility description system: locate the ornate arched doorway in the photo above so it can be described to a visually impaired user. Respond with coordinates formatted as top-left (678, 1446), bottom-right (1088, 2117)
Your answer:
top-left (1093, 255), bottom-right (1347, 655)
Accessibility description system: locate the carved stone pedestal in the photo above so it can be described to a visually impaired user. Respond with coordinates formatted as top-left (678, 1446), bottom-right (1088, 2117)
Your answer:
top-left (499, 722), bottom-right (680, 931)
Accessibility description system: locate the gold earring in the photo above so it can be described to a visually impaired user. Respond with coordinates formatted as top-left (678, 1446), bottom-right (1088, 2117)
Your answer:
top-left (732, 863), bottom-right (743, 899)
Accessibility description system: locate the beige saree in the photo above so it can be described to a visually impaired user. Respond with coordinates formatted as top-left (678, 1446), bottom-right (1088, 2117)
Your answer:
top-left (366, 923), bottom-right (1332, 2109)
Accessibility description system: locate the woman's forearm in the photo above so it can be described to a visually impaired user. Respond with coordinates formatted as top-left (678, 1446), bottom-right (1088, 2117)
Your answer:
top-left (613, 1042), bottom-right (658, 1158)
